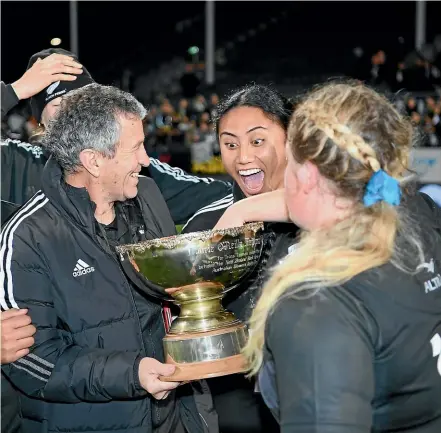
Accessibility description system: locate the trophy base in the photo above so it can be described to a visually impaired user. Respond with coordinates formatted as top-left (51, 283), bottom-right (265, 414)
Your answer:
top-left (160, 353), bottom-right (247, 382)
top-left (160, 323), bottom-right (248, 382)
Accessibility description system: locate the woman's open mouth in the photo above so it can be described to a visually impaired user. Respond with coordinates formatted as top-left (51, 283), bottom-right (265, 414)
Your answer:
top-left (238, 168), bottom-right (265, 194)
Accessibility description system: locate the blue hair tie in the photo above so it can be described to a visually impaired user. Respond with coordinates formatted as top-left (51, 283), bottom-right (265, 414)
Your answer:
top-left (363, 169), bottom-right (401, 207)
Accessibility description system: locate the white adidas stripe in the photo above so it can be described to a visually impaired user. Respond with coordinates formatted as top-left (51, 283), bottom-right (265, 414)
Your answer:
top-left (27, 352), bottom-right (55, 368)
top-left (182, 193), bottom-right (233, 219)
top-left (150, 158), bottom-right (216, 184)
top-left (11, 362), bottom-right (48, 383)
top-left (202, 193), bottom-right (233, 206)
top-left (182, 196), bottom-right (234, 231)
top-left (1, 193), bottom-right (57, 381)
top-left (17, 353), bottom-right (54, 381)
top-left (187, 194), bottom-right (233, 215)
top-left (1, 193), bottom-right (47, 309)
top-left (1, 139), bottom-right (45, 159)
top-left (0, 192), bottom-right (49, 310)
top-left (0, 193), bottom-right (44, 244)
top-left (184, 197), bottom-right (234, 220)
top-left (17, 357), bottom-right (51, 377)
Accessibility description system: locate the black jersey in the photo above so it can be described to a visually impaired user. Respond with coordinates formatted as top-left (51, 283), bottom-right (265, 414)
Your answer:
top-left (259, 192), bottom-right (441, 433)
top-left (183, 182), bottom-right (298, 433)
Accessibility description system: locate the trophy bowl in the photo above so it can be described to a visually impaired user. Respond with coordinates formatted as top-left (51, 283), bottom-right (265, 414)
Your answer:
top-left (116, 222), bottom-right (264, 382)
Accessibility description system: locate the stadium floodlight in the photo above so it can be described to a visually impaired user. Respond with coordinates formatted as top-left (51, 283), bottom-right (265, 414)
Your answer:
top-left (51, 38), bottom-right (62, 46)
top-left (188, 46), bottom-right (200, 55)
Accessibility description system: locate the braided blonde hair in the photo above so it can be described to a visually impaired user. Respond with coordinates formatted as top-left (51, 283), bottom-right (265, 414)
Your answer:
top-left (244, 80), bottom-right (423, 375)
top-left (303, 108), bottom-right (381, 172)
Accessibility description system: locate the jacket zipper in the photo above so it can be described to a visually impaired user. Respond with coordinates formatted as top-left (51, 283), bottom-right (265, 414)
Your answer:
top-left (97, 237), bottom-right (149, 357)
top-left (199, 413), bottom-right (209, 430)
top-left (70, 220), bottom-right (151, 375)
top-left (121, 200), bottom-right (162, 426)
top-left (105, 239), bottom-right (166, 427)
top-left (98, 204), bottom-right (166, 427)
top-left (67, 203), bottom-right (168, 428)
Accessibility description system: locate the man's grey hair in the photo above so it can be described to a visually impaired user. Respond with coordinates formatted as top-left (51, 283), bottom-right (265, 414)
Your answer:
top-left (42, 83), bottom-right (147, 173)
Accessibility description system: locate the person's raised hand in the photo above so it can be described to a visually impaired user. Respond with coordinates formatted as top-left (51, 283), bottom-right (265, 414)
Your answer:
top-left (11, 53), bottom-right (83, 100)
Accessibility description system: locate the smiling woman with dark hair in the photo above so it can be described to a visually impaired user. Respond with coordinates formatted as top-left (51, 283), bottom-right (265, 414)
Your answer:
top-left (214, 84), bottom-right (293, 197)
top-left (182, 84), bottom-right (298, 433)
top-left (183, 84), bottom-right (294, 232)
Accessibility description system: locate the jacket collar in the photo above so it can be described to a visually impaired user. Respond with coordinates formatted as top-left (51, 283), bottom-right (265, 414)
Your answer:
top-left (42, 156), bottom-right (97, 230)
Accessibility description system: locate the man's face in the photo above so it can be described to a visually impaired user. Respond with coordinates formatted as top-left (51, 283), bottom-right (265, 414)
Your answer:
top-left (99, 115), bottom-right (149, 202)
top-left (219, 106), bottom-right (287, 197)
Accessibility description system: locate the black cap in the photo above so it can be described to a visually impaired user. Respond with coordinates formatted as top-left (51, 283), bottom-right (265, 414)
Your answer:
top-left (27, 48), bottom-right (94, 122)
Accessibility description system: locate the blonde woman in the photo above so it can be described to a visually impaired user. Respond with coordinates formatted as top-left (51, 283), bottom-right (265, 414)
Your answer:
top-left (215, 81), bottom-right (441, 432)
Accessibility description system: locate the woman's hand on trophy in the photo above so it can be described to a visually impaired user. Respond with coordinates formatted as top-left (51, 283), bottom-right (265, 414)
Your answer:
top-left (138, 357), bottom-right (181, 400)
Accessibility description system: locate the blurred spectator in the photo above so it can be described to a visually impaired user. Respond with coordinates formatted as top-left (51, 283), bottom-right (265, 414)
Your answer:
top-left (351, 35), bottom-right (441, 94)
top-left (402, 55), bottom-right (435, 92)
top-left (353, 48), bottom-right (395, 90)
top-left (400, 94), bottom-right (441, 147)
top-left (199, 111), bottom-right (210, 125)
top-left (179, 63), bottom-right (200, 99)
top-left (199, 121), bottom-right (216, 149)
top-left (190, 128), bottom-right (212, 165)
top-left (208, 93), bottom-right (219, 119)
top-left (192, 94), bottom-right (207, 114)
top-left (177, 98), bottom-right (189, 117)
top-left (370, 50), bottom-right (387, 82)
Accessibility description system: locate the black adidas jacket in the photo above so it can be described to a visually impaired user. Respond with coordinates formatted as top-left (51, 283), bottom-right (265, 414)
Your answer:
top-left (1, 81), bottom-right (232, 225)
top-left (259, 193), bottom-right (441, 433)
top-left (182, 183), bottom-right (298, 433)
top-left (0, 157), bottom-right (208, 433)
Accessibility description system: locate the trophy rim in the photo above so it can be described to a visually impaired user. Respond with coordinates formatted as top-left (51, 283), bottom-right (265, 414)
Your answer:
top-left (116, 221), bottom-right (264, 254)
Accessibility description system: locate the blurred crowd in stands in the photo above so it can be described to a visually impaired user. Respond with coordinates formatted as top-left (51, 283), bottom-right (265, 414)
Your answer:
top-left (3, 88), bottom-right (440, 176)
top-left (143, 92), bottom-right (225, 174)
top-left (399, 95), bottom-right (441, 147)
top-left (352, 46), bottom-right (441, 93)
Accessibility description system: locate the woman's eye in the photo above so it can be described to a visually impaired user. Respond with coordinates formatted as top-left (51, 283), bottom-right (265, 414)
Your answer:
top-left (225, 142), bottom-right (238, 149)
top-left (252, 138), bottom-right (264, 146)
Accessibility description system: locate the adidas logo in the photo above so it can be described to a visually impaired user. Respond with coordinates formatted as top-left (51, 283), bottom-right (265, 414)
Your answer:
top-left (73, 259), bottom-right (95, 277)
